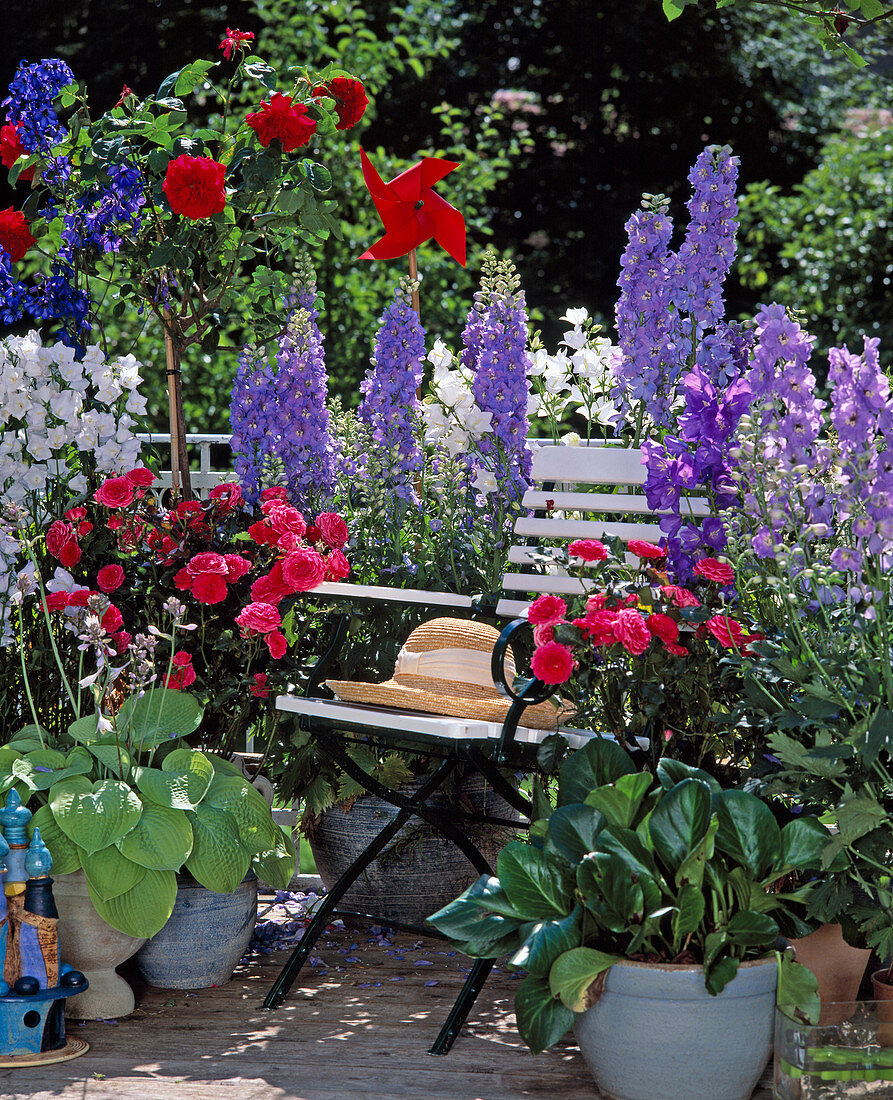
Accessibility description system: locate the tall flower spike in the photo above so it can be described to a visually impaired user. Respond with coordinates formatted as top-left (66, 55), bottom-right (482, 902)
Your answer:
top-left (358, 279), bottom-right (426, 508)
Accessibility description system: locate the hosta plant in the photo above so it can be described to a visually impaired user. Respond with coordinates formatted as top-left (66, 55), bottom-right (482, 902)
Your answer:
top-left (429, 737), bottom-right (825, 1053)
top-left (1, 687), bottom-right (296, 939)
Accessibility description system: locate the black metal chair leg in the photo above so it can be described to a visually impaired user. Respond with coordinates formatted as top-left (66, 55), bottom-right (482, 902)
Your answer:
top-left (428, 956), bottom-right (496, 1055)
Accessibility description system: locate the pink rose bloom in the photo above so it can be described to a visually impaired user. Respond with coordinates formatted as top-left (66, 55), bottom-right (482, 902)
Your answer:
top-left (124, 467), bottom-right (155, 488)
top-left (613, 608), bottom-right (651, 655)
top-left (276, 532), bottom-right (302, 551)
top-left (46, 520), bottom-right (77, 560)
top-left (532, 623), bottom-right (555, 647)
top-left (693, 557), bottom-right (735, 584)
top-left (527, 593), bottom-right (568, 627)
top-left (250, 672), bottom-right (269, 698)
top-left (568, 539), bottom-right (608, 562)
top-left (223, 554), bottom-right (252, 581)
top-left (317, 512), bottom-right (349, 549)
top-left (627, 539), bottom-right (665, 561)
top-left (96, 563), bottom-right (125, 593)
top-left (192, 574), bottom-right (228, 604)
top-left (586, 594), bottom-right (607, 613)
top-left (187, 551), bottom-right (228, 577)
top-left (281, 548), bottom-right (327, 592)
top-left (101, 604), bottom-right (124, 634)
top-left (236, 601), bottom-right (281, 635)
top-left (646, 612), bottom-right (679, 645)
top-left (266, 630), bottom-right (288, 659)
top-left (661, 584), bottom-right (701, 608)
top-left (260, 486), bottom-right (288, 503)
top-left (251, 563), bottom-right (291, 605)
top-left (325, 549), bottom-right (351, 580)
top-left (585, 609), bottom-right (618, 647)
top-left (208, 482), bottom-right (243, 511)
top-left (531, 641), bottom-right (574, 685)
top-left (705, 614), bottom-right (746, 649)
top-left (112, 630), bottom-right (132, 655)
top-left (268, 504), bottom-right (307, 540)
top-left (94, 476), bottom-right (135, 509)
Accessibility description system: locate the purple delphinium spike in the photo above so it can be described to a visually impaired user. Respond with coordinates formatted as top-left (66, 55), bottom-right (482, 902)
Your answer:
top-left (230, 344), bottom-right (274, 506)
top-left (461, 254), bottom-right (532, 506)
top-left (358, 279), bottom-right (425, 509)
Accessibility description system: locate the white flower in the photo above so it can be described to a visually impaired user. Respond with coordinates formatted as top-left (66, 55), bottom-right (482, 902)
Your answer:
top-left (561, 431), bottom-right (582, 447)
top-left (562, 327), bottom-right (587, 351)
top-left (456, 407), bottom-right (492, 437)
top-left (21, 464), bottom-right (48, 491)
top-left (26, 434), bottom-right (53, 462)
top-left (125, 390), bottom-right (148, 416)
top-left (471, 467), bottom-right (497, 494)
top-left (561, 307), bottom-right (589, 326)
top-left (426, 340), bottom-right (454, 371)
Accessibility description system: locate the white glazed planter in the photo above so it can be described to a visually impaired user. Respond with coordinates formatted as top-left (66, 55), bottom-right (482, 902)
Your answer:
top-left (572, 956), bottom-right (778, 1100)
top-left (52, 870), bottom-right (147, 1019)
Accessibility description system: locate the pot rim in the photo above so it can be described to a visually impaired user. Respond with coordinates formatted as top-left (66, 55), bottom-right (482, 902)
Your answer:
top-left (609, 955), bottom-right (777, 973)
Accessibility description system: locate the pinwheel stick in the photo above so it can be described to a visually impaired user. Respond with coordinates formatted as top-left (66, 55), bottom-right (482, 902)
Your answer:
top-left (407, 248), bottom-right (420, 316)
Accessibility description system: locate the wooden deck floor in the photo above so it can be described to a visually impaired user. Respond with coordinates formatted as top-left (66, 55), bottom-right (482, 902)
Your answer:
top-left (0, 902), bottom-right (774, 1100)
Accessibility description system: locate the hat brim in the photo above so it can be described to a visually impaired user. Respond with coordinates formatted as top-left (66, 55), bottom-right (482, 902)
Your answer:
top-left (324, 678), bottom-right (559, 731)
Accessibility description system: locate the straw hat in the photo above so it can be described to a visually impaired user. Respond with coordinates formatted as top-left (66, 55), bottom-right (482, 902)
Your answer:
top-left (325, 617), bottom-right (560, 730)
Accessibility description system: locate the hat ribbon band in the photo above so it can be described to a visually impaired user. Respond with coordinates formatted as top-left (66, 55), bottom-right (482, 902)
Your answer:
top-left (394, 646), bottom-right (515, 690)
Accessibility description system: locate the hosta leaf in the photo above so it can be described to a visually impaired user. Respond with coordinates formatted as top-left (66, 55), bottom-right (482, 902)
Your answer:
top-left (65, 714), bottom-right (104, 745)
top-left (81, 843), bottom-right (146, 900)
top-left (116, 799), bottom-right (193, 870)
top-left (202, 774), bottom-right (279, 855)
top-left (49, 777), bottom-right (142, 855)
top-left (27, 805), bottom-right (82, 874)
top-left (134, 749), bottom-right (213, 810)
top-left (115, 688), bottom-right (203, 747)
top-left (184, 803), bottom-right (250, 893)
top-left (87, 867), bottom-right (177, 939)
top-left (87, 742), bottom-right (132, 779)
top-left (251, 827), bottom-right (297, 890)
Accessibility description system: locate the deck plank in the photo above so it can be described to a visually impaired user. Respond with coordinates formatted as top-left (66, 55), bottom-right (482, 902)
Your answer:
top-left (0, 917), bottom-right (773, 1100)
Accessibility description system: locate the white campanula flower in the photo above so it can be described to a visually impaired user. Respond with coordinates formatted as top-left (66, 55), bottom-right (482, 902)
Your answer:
top-left (426, 339), bottom-right (454, 371)
top-left (26, 434), bottom-right (53, 462)
top-left (561, 307), bottom-right (589, 326)
top-left (471, 467), bottom-right (497, 494)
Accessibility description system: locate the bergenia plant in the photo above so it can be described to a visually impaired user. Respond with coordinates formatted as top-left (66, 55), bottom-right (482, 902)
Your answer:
top-left (0, 34), bottom-right (368, 493)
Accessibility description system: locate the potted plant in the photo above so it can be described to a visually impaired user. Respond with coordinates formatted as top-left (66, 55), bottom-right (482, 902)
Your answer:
top-left (428, 737), bottom-right (824, 1100)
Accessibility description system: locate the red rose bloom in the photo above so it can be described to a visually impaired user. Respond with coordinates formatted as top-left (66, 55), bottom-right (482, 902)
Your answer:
top-left (312, 77), bottom-right (368, 130)
top-left (124, 467), bottom-right (155, 488)
top-left (209, 482), bottom-right (244, 512)
top-left (304, 524), bottom-right (321, 544)
top-left (532, 623), bottom-right (554, 647)
top-left (66, 589), bottom-right (93, 608)
top-left (531, 641), bottom-right (574, 685)
top-left (223, 554), bottom-right (252, 581)
top-left (113, 630), bottom-right (132, 655)
top-left (316, 512), bottom-right (348, 549)
top-left (527, 593), bottom-right (567, 627)
top-left (661, 584), bottom-right (700, 609)
top-left (626, 539), bottom-right (665, 561)
top-left (693, 557), bottom-right (735, 585)
top-left (165, 651), bottom-right (197, 690)
top-left (44, 591), bottom-right (70, 612)
top-left (46, 520), bottom-right (77, 560)
top-left (0, 207), bottom-right (35, 263)
top-left (173, 567), bottom-right (193, 591)
top-left (246, 93), bottom-right (316, 152)
top-left (251, 563), bottom-right (292, 605)
top-left (236, 601), bottom-right (281, 636)
top-left (260, 486), bottom-right (288, 503)
top-left (219, 27), bottom-right (254, 60)
top-left (94, 476), bottom-right (135, 509)
top-left (191, 574), bottom-right (228, 604)
top-left (250, 672), bottom-right (269, 698)
top-left (267, 504), bottom-right (307, 540)
top-left (613, 608), bottom-right (652, 655)
top-left (247, 519), bottom-right (276, 545)
top-left (663, 640), bottom-right (689, 657)
top-left (96, 564), bottom-right (125, 593)
top-left (646, 612), bottom-right (679, 645)
top-left (64, 506), bottom-right (87, 522)
top-left (266, 630), bottom-right (288, 659)
top-left (705, 614), bottom-right (746, 650)
top-left (187, 551), bottom-right (228, 577)
top-left (568, 538), bottom-right (608, 563)
top-left (163, 155), bottom-right (226, 220)
top-left (325, 549), bottom-right (350, 581)
top-left (585, 609), bottom-right (618, 647)
top-left (101, 604), bottom-right (124, 634)
top-left (0, 122), bottom-right (34, 181)
top-left (281, 548), bottom-right (327, 592)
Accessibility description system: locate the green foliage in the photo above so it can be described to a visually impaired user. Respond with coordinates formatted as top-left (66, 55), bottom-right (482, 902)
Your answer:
top-left (429, 738), bottom-right (826, 1052)
top-left (738, 122), bottom-right (893, 353)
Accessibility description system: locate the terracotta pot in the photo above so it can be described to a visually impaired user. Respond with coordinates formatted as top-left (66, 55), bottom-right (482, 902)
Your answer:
top-left (871, 968), bottom-right (893, 1046)
top-left (52, 870), bottom-right (147, 1019)
top-left (791, 923), bottom-right (872, 1025)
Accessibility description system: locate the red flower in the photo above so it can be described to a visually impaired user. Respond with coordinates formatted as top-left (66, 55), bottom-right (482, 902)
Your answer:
top-left (124, 466), bottom-right (155, 488)
top-left (101, 604), bottom-right (124, 634)
top-left (250, 672), bottom-right (269, 698)
top-left (219, 27), bottom-right (255, 60)
top-left (266, 630), bottom-right (288, 659)
top-left (267, 504), bottom-right (307, 540)
top-left (705, 614), bottom-right (746, 650)
top-left (96, 564), bottom-right (125, 593)
top-left (94, 476), bottom-right (135, 509)
top-left (661, 584), bottom-right (700, 609)
top-left (646, 612), bottom-right (679, 645)
top-left (568, 539), bottom-right (608, 563)
top-left (0, 122), bottom-right (34, 181)
top-left (663, 640), bottom-right (689, 657)
top-left (281, 548), bottom-right (327, 592)
top-left (163, 155), bottom-right (226, 220)
top-left (64, 506), bottom-right (87, 522)
top-left (0, 207), bottom-right (35, 263)
top-left (247, 519), bottom-right (275, 545)
top-left (693, 557), bottom-right (735, 585)
top-left (113, 85), bottom-right (135, 110)
top-left (325, 549), bottom-right (351, 581)
top-left (316, 512), bottom-right (348, 549)
top-left (312, 77), bottom-right (368, 130)
top-left (46, 520), bottom-right (77, 561)
top-left (260, 486), bottom-right (288, 503)
top-left (223, 554), bottom-right (252, 581)
top-left (208, 482), bottom-right (243, 512)
top-left (627, 539), bottom-right (665, 561)
top-left (613, 608), bottom-right (651, 655)
top-left (165, 651), bottom-right (197, 690)
top-left (112, 630), bottom-right (132, 655)
top-left (173, 567), bottom-right (193, 591)
top-left (191, 574), bottom-right (228, 604)
top-left (304, 524), bottom-right (321, 544)
top-left (527, 593), bottom-right (567, 627)
top-left (187, 551), bottom-right (228, 577)
top-left (44, 591), bottom-right (69, 612)
top-left (532, 623), bottom-right (554, 647)
top-left (251, 563), bottom-right (292, 605)
top-left (66, 589), bottom-right (93, 608)
top-left (584, 609), bottom-right (618, 647)
top-left (236, 601), bottom-right (281, 635)
top-left (246, 94), bottom-right (316, 152)
top-left (531, 641), bottom-right (574, 685)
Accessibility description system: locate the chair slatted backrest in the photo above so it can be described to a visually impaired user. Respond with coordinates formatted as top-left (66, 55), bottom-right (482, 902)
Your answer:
top-left (497, 445), bottom-right (710, 618)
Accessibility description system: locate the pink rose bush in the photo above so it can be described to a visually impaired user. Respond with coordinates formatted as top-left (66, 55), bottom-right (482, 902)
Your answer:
top-left (526, 538), bottom-right (763, 770)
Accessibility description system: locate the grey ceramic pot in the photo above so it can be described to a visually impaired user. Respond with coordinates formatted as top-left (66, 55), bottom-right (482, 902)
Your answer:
top-left (573, 956), bottom-right (778, 1100)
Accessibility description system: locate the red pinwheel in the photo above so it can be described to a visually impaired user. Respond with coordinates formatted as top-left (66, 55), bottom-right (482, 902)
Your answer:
top-left (359, 148), bottom-right (466, 266)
